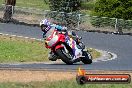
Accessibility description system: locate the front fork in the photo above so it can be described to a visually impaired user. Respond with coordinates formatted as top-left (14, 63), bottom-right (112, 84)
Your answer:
top-left (62, 44), bottom-right (68, 53)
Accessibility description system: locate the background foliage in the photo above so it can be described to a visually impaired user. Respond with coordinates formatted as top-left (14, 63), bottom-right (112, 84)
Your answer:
top-left (48, 0), bottom-right (82, 12)
top-left (93, 0), bottom-right (132, 20)
top-left (90, 0), bottom-right (132, 28)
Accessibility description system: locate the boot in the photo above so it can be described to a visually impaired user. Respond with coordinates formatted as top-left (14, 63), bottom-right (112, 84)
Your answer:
top-left (48, 52), bottom-right (58, 61)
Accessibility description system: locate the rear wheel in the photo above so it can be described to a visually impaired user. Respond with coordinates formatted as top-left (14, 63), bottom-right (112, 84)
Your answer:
top-left (56, 49), bottom-right (73, 65)
top-left (81, 51), bottom-right (92, 64)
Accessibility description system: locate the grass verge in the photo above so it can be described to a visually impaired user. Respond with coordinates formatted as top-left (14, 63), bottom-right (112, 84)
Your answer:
top-left (0, 0), bottom-right (49, 10)
top-left (0, 70), bottom-right (131, 88)
top-left (0, 35), bottom-right (49, 63)
top-left (0, 35), bottom-right (101, 63)
top-left (88, 48), bottom-right (101, 59)
top-left (0, 79), bottom-right (131, 88)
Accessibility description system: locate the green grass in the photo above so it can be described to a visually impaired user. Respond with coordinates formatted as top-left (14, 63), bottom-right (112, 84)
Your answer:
top-left (0, 35), bottom-right (49, 63)
top-left (0, 79), bottom-right (131, 88)
top-left (0, 35), bottom-right (100, 63)
top-left (0, 0), bottom-right (96, 11)
top-left (0, 0), bottom-right (4, 4)
top-left (44, 80), bottom-right (132, 88)
top-left (0, 0), bottom-right (49, 10)
top-left (16, 0), bottom-right (49, 10)
top-left (88, 48), bottom-right (101, 59)
top-left (0, 0), bottom-right (94, 14)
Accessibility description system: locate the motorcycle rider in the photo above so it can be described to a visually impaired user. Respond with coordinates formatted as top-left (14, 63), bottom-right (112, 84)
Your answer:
top-left (40, 19), bottom-right (81, 61)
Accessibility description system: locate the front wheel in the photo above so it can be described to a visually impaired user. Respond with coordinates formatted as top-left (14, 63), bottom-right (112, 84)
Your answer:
top-left (81, 51), bottom-right (92, 64)
top-left (56, 49), bottom-right (73, 65)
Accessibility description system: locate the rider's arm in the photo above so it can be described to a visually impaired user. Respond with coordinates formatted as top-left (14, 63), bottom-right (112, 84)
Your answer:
top-left (55, 25), bottom-right (63, 31)
top-left (51, 24), bottom-right (67, 32)
top-left (55, 25), bottom-right (67, 32)
top-left (42, 32), bottom-right (46, 38)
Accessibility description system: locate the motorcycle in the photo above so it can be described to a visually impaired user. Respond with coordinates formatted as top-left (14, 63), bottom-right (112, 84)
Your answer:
top-left (44, 28), bottom-right (92, 65)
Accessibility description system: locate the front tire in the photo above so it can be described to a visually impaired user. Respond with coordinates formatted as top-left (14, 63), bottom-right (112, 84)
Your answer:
top-left (56, 49), bottom-right (73, 65)
top-left (81, 51), bottom-right (92, 64)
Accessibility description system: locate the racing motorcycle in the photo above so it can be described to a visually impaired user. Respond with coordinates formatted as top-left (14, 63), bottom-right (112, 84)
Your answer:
top-left (44, 28), bottom-right (92, 65)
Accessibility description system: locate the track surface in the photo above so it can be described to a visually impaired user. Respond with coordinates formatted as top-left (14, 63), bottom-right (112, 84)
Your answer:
top-left (0, 23), bottom-right (132, 70)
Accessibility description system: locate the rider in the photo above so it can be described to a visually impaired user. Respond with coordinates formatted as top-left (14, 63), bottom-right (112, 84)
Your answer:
top-left (40, 19), bottom-right (80, 41)
top-left (40, 19), bottom-right (81, 61)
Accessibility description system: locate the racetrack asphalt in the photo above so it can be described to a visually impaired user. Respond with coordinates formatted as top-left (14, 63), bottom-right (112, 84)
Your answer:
top-left (0, 23), bottom-right (132, 71)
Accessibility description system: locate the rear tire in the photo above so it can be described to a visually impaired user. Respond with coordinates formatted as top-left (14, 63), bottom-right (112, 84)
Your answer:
top-left (56, 49), bottom-right (73, 65)
top-left (81, 51), bottom-right (92, 64)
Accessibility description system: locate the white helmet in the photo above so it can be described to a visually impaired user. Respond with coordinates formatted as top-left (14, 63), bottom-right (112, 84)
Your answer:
top-left (40, 19), bottom-right (51, 27)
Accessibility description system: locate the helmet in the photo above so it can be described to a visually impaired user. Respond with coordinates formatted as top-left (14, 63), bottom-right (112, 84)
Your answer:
top-left (40, 19), bottom-right (51, 27)
top-left (40, 19), bottom-right (51, 33)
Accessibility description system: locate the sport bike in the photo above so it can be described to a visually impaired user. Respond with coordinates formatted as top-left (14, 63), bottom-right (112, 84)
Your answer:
top-left (44, 28), bottom-right (92, 65)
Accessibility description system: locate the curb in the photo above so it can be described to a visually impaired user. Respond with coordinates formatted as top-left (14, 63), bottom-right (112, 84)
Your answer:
top-left (93, 49), bottom-right (117, 62)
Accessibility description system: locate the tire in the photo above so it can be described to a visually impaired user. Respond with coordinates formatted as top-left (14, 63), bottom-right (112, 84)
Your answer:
top-left (81, 51), bottom-right (92, 64)
top-left (56, 49), bottom-right (73, 65)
